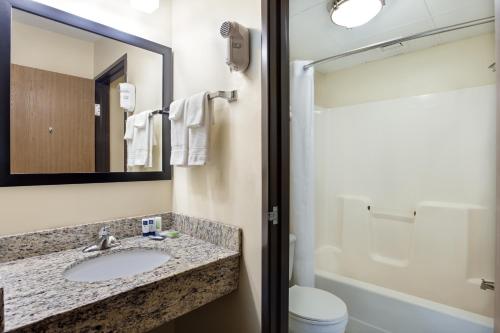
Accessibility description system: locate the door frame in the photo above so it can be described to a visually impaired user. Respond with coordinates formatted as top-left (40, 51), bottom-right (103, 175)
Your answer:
top-left (263, 1), bottom-right (500, 332)
top-left (261, 0), bottom-right (290, 332)
top-left (94, 54), bottom-right (128, 173)
top-left (495, 1), bottom-right (500, 332)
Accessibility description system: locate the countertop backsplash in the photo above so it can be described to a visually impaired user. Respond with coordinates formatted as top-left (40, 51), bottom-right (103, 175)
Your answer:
top-left (0, 213), bottom-right (241, 263)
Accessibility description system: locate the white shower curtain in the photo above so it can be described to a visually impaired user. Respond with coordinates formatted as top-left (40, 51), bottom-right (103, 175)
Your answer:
top-left (290, 61), bottom-right (315, 287)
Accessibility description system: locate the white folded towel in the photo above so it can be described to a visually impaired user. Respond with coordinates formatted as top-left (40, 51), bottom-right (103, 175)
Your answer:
top-left (169, 99), bottom-right (188, 166)
top-left (123, 111), bottom-right (156, 168)
top-left (131, 111), bottom-right (152, 167)
top-left (124, 115), bottom-right (135, 140)
top-left (145, 110), bottom-right (156, 168)
top-left (186, 93), bottom-right (212, 166)
top-left (124, 115), bottom-right (136, 166)
top-left (185, 92), bottom-right (208, 127)
top-left (134, 111), bottom-right (148, 128)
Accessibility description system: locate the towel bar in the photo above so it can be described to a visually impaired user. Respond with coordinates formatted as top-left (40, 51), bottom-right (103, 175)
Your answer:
top-left (151, 90), bottom-right (238, 115)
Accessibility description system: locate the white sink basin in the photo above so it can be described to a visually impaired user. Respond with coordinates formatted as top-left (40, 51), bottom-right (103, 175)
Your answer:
top-left (64, 248), bottom-right (171, 282)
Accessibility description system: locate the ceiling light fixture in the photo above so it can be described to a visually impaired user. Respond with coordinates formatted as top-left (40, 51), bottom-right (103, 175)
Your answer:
top-left (329, 0), bottom-right (385, 28)
top-left (130, 0), bottom-right (159, 14)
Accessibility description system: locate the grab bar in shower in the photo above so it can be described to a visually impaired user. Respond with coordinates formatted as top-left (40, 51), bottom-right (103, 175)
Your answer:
top-left (367, 205), bottom-right (416, 222)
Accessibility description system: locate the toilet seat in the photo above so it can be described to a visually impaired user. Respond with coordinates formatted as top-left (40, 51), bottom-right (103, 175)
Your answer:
top-left (289, 286), bottom-right (348, 324)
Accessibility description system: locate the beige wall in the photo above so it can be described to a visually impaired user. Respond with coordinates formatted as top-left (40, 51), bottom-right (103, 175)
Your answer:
top-left (0, 0), bottom-right (174, 236)
top-left (316, 33), bottom-right (496, 108)
top-left (0, 182), bottom-right (172, 235)
top-left (11, 21), bottom-right (94, 78)
top-left (169, 0), bottom-right (262, 332)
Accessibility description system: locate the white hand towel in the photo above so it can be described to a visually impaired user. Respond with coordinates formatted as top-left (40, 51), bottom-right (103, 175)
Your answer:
top-left (185, 92), bottom-right (208, 128)
top-left (145, 110), bottom-right (156, 168)
top-left (169, 99), bottom-right (188, 166)
top-left (124, 115), bottom-right (136, 167)
top-left (187, 96), bottom-right (212, 166)
top-left (132, 111), bottom-right (150, 166)
top-left (134, 112), bottom-right (148, 128)
top-left (124, 115), bottom-right (135, 140)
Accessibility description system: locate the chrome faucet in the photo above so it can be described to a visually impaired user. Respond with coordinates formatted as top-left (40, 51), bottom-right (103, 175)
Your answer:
top-left (480, 279), bottom-right (495, 291)
top-left (82, 225), bottom-right (120, 253)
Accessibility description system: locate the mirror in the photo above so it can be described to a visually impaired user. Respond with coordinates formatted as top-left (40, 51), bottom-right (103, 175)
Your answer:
top-left (10, 8), bottom-right (166, 175)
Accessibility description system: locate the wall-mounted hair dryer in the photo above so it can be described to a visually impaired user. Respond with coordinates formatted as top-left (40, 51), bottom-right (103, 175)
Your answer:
top-left (220, 21), bottom-right (250, 72)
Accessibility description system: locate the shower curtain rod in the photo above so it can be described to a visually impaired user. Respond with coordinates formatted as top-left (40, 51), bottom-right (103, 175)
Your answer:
top-left (303, 16), bottom-right (495, 70)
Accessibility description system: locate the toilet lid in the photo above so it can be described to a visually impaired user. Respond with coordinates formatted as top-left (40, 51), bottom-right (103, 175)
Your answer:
top-left (289, 286), bottom-right (347, 323)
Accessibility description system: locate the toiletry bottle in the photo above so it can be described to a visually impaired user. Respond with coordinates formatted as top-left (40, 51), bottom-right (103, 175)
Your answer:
top-left (154, 216), bottom-right (162, 235)
top-left (142, 219), bottom-right (149, 237)
top-left (148, 218), bottom-right (156, 236)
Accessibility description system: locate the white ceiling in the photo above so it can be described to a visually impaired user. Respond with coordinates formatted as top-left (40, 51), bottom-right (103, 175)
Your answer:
top-left (13, 9), bottom-right (103, 42)
top-left (290, 0), bottom-right (495, 73)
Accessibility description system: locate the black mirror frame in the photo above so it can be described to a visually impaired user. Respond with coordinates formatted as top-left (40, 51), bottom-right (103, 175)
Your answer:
top-left (0, 0), bottom-right (173, 186)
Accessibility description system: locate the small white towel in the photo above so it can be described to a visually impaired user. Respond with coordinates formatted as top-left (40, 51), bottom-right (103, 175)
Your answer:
top-left (169, 99), bottom-right (188, 166)
top-left (146, 110), bottom-right (157, 168)
top-left (185, 92), bottom-right (208, 127)
top-left (124, 111), bottom-right (156, 168)
top-left (132, 111), bottom-right (154, 167)
top-left (124, 115), bottom-right (136, 166)
top-left (134, 111), bottom-right (148, 128)
top-left (186, 93), bottom-right (212, 166)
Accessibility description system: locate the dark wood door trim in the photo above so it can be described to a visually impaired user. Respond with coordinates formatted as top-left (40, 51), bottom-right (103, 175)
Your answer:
top-left (94, 55), bottom-right (127, 173)
top-left (262, 0), bottom-right (290, 332)
top-left (494, 0), bottom-right (499, 331)
top-left (95, 54), bottom-right (127, 84)
top-left (94, 81), bottom-right (110, 172)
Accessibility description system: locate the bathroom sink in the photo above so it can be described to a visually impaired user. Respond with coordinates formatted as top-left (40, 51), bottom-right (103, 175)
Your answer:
top-left (64, 248), bottom-right (171, 282)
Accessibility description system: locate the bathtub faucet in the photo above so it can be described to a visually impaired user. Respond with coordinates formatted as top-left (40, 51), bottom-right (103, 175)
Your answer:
top-left (480, 279), bottom-right (494, 291)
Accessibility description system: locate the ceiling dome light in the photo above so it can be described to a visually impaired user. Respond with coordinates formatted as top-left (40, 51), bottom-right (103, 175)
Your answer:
top-left (329, 0), bottom-right (385, 28)
top-left (130, 0), bottom-right (160, 14)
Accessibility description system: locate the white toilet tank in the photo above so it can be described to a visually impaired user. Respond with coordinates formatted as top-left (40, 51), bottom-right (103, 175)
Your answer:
top-left (290, 234), bottom-right (296, 281)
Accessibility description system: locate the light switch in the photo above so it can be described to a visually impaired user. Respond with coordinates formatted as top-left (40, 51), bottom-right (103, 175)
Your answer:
top-left (95, 104), bottom-right (101, 117)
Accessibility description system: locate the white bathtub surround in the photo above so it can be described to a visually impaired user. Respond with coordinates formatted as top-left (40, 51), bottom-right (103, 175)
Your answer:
top-left (316, 271), bottom-right (493, 333)
top-left (316, 197), bottom-right (494, 316)
top-left (314, 85), bottom-right (496, 316)
top-left (290, 61), bottom-right (315, 287)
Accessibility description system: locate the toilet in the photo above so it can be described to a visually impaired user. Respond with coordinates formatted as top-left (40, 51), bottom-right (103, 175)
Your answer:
top-left (289, 234), bottom-right (348, 333)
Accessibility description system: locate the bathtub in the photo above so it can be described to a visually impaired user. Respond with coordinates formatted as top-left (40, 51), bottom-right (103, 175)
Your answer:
top-left (315, 270), bottom-right (493, 333)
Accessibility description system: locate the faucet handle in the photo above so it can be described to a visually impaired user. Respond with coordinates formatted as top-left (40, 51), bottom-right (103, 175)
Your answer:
top-left (481, 279), bottom-right (495, 291)
top-left (99, 225), bottom-right (110, 237)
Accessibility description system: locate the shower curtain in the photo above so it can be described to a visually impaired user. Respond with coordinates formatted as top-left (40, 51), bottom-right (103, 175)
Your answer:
top-left (290, 61), bottom-right (315, 287)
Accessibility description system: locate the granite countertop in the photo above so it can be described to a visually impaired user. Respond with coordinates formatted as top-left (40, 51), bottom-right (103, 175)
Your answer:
top-left (0, 233), bottom-right (239, 332)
